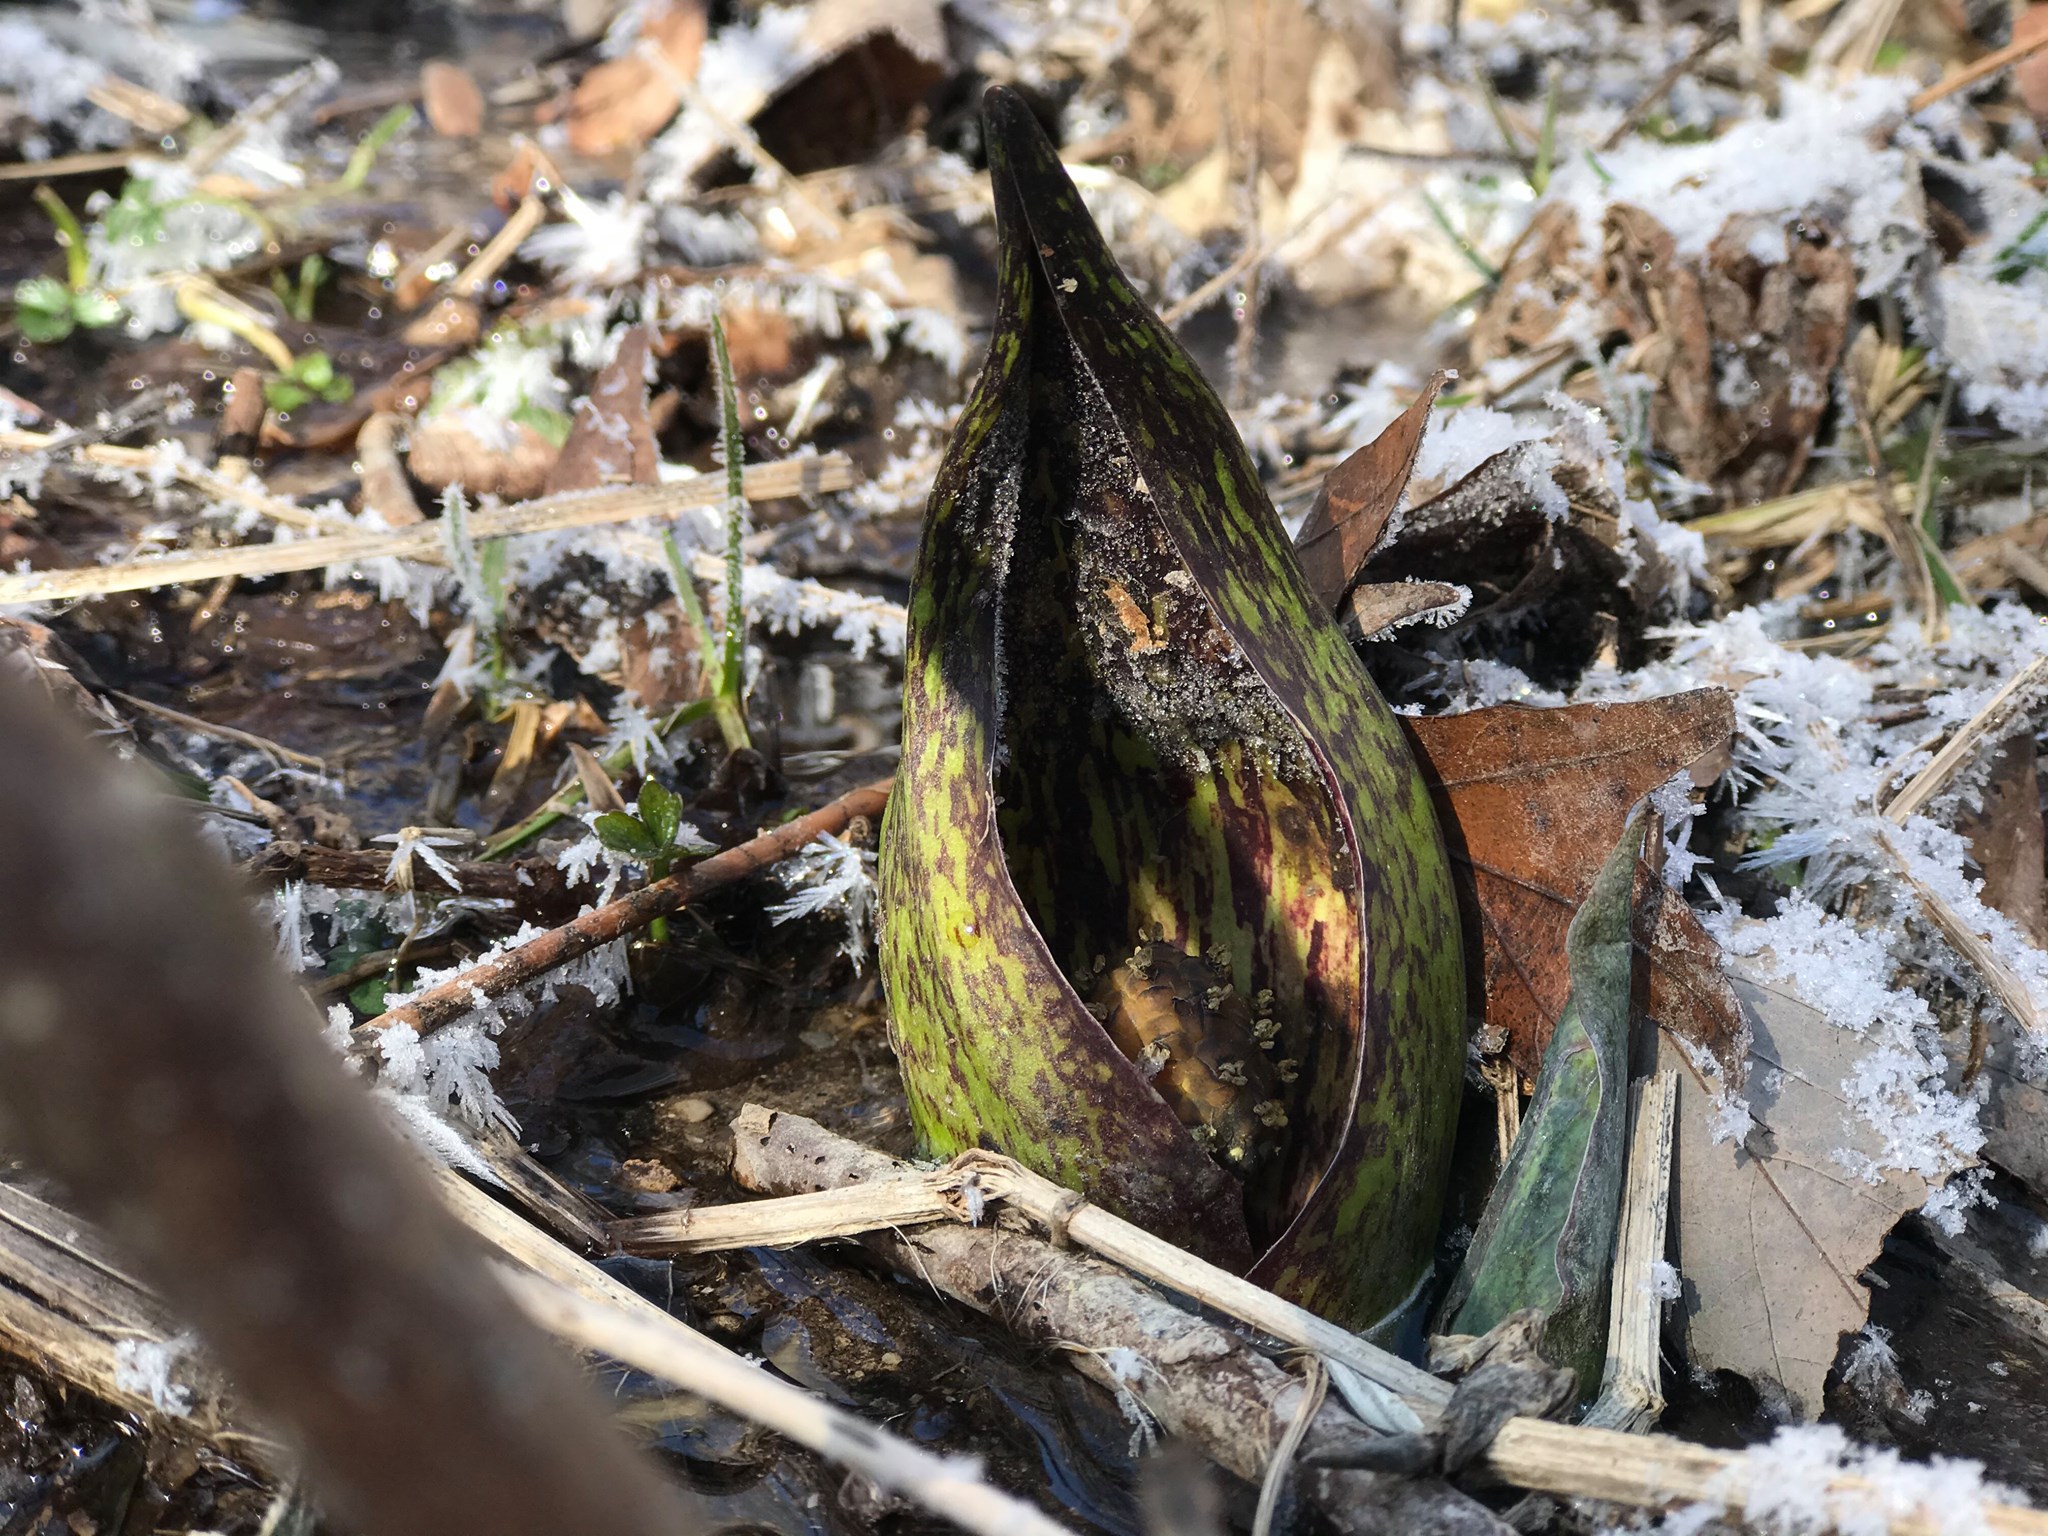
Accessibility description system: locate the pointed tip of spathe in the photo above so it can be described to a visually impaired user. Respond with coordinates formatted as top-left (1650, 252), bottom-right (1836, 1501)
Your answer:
top-left (978, 83), bottom-right (1062, 172)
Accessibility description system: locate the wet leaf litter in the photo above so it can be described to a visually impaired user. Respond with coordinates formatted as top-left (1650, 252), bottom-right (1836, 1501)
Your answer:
top-left (4, 3), bottom-right (2048, 1535)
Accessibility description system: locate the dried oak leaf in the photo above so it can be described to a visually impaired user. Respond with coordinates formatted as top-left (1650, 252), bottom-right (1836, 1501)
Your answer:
top-left (749, 0), bottom-right (947, 176)
top-left (421, 61), bottom-right (484, 138)
top-left (408, 416), bottom-right (558, 501)
top-left (545, 324), bottom-right (659, 495)
top-left (1293, 373), bottom-right (1443, 611)
top-left (1660, 958), bottom-right (1927, 1420)
top-left (565, 0), bottom-right (709, 157)
top-left (1469, 204), bottom-right (1589, 366)
top-left (1598, 203), bottom-right (1853, 505)
top-left (1401, 690), bottom-right (1741, 1081)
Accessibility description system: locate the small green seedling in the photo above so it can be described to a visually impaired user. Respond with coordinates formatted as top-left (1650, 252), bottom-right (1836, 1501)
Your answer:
top-left (592, 780), bottom-right (714, 942)
top-left (14, 186), bottom-right (122, 343)
top-left (264, 348), bottom-right (355, 412)
top-left (658, 310), bottom-right (754, 753)
top-left (272, 253), bottom-right (329, 324)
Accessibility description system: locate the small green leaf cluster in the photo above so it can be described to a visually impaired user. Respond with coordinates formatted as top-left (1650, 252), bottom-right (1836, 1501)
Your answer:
top-left (264, 349), bottom-right (355, 412)
top-left (594, 780), bottom-right (689, 882)
top-left (14, 275), bottom-right (121, 343)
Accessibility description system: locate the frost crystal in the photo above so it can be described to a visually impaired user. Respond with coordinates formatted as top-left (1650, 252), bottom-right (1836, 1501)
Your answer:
top-left (767, 832), bottom-right (878, 965)
top-left (113, 1335), bottom-right (195, 1417)
top-left (1708, 1424), bottom-right (2017, 1536)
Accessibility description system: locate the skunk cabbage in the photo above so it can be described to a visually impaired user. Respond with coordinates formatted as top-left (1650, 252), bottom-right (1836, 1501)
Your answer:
top-left (879, 87), bottom-right (1465, 1329)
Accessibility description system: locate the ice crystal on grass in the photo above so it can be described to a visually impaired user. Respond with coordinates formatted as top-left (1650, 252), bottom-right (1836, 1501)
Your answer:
top-left (767, 832), bottom-right (877, 965)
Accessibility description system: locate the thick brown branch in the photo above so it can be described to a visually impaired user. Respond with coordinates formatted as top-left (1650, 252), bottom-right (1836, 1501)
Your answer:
top-left (0, 668), bottom-right (697, 1536)
top-left (357, 777), bottom-right (893, 1040)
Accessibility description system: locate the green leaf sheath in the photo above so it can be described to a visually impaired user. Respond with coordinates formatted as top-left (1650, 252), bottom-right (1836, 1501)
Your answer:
top-left (1444, 816), bottom-right (1644, 1387)
top-left (879, 87), bottom-right (1465, 1327)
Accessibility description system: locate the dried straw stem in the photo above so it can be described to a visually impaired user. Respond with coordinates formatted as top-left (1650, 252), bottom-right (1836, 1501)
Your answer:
top-left (1909, 27), bottom-right (2048, 112)
top-left (0, 456), bottom-right (854, 604)
top-left (356, 777), bottom-right (892, 1040)
top-left (0, 1183), bottom-right (280, 1469)
top-left (1583, 1072), bottom-right (1677, 1432)
top-left (1883, 654), bottom-right (2048, 824)
top-left (727, 1107), bottom-right (1496, 1533)
top-left (438, 1173), bottom-right (1077, 1536)
top-left (726, 1107), bottom-right (2048, 1535)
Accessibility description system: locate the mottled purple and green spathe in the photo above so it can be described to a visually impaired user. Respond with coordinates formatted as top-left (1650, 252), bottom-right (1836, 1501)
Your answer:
top-left (878, 86), bottom-right (1464, 1330)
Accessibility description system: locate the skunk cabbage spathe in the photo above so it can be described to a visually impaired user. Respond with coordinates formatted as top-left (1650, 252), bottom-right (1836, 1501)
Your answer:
top-left (879, 87), bottom-right (1465, 1329)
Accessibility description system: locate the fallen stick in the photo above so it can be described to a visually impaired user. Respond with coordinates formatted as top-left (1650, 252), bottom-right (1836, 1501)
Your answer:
top-left (0, 664), bottom-right (697, 1536)
top-left (726, 1108), bottom-right (1515, 1535)
top-left (730, 1107), bottom-right (2048, 1536)
top-left (0, 430), bottom-right (334, 532)
top-left (356, 777), bottom-right (893, 1040)
top-left (617, 1138), bottom-right (1441, 1415)
top-left (1582, 1072), bottom-right (1677, 1433)
top-left (437, 1172), bottom-right (1083, 1536)
top-left (0, 455), bottom-right (855, 604)
top-left (1909, 27), bottom-right (2048, 112)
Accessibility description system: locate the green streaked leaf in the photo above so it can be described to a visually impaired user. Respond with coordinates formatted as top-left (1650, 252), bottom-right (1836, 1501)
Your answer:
top-left (1441, 814), bottom-right (1645, 1389)
top-left (594, 811), bottom-right (661, 859)
top-left (878, 87), bottom-right (1465, 1329)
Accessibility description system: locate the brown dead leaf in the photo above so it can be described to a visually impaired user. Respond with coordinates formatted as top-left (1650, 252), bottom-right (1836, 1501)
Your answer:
top-left (402, 295), bottom-right (482, 349)
top-left (1470, 205), bottom-right (1588, 366)
top-left (1346, 580), bottom-right (1467, 639)
top-left (1117, 0), bottom-right (1379, 194)
top-left (567, 741), bottom-right (628, 815)
top-left (421, 61), bottom-right (484, 138)
top-left (1402, 690), bottom-right (1739, 1078)
top-left (1663, 958), bottom-right (1928, 1419)
top-left (749, 0), bottom-right (947, 175)
top-left (1293, 373), bottom-right (1444, 612)
top-left (1961, 733), bottom-right (2048, 949)
top-left (357, 413), bottom-right (424, 526)
top-left (566, 0), bottom-right (708, 157)
top-left (617, 600), bottom-right (708, 714)
top-left (409, 415), bottom-right (559, 501)
top-left (545, 325), bottom-right (658, 496)
top-left (719, 306), bottom-right (794, 381)
top-left (1599, 204), bottom-right (1853, 504)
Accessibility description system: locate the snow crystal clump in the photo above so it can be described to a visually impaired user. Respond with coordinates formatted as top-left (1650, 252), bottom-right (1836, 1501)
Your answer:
top-left (767, 832), bottom-right (877, 965)
top-left (1714, 1424), bottom-right (2015, 1536)
top-left (1409, 405), bottom-right (1559, 506)
top-left (1711, 893), bottom-right (1984, 1206)
top-left (1547, 74), bottom-right (1922, 293)
top-left (113, 1335), bottom-right (195, 1416)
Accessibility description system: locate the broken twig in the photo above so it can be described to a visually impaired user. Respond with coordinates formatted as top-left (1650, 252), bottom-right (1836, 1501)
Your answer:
top-left (357, 777), bottom-right (892, 1040)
